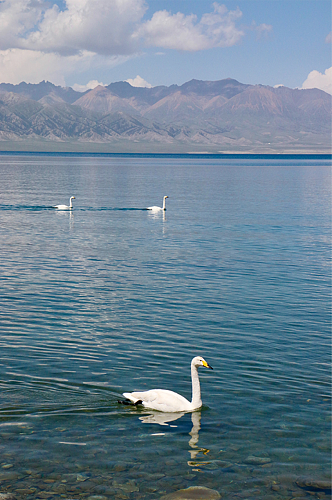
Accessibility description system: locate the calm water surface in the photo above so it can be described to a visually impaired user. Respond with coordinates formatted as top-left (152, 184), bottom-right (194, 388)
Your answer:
top-left (0, 154), bottom-right (331, 500)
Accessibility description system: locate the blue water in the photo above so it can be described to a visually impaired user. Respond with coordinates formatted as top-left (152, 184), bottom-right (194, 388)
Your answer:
top-left (0, 153), bottom-right (330, 499)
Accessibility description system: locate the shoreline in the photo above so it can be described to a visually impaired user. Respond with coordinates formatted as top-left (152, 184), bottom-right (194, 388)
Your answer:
top-left (0, 150), bottom-right (330, 159)
top-left (0, 140), bottom-right (330, 157)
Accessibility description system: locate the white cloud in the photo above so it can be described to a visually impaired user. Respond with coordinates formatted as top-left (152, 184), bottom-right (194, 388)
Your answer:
top-left (126, 75), bottom-right (152, 88)
top-left (0, 0), bottom-right (44, 49)
top-left (301, 67), bottom-right (332, 95)
top-left (136, 3), bottom-right (244, 51)
top-left (11, 0), bottom-right (245, 55)
top-left (0, 48), bottom-right (70, 85)
top-left (0, 1), bottom-right (260, 85)
top-left (0, 47), bottom-right (128, 85)
top-left (325, 32), bottom-right (332, 44)
top-left (252, 22), bottom-right (273, 39)
top-left (72, 80), bottom-right (106, 92)
top-left (21, 0), bottom-right (147, 56)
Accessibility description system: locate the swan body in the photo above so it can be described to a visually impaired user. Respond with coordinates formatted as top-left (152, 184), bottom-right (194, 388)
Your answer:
top-left (122, 356), bottom-right (212, 412)
top-left (55, 196), bottom-right (75, 210)
top-left (147, 195), bottom-right (168, 212)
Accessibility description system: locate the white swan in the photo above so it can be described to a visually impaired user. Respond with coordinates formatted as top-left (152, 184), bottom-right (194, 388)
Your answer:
top-left (55, 196), bottom-right (75, 210)
top-left (121, 356), bottom-right (213, 412)
top-left (147, 195), bottom-right (168, 211)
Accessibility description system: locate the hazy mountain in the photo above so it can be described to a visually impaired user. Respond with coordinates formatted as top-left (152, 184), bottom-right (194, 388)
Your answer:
top-left (74, 85), bottom-right (149, 115)
top-left (0, 78), bottom-right (330, 152)
top-left (179, 78), bottom-right (250, 98)
top-left (0, 80), bottom-right (81, 104)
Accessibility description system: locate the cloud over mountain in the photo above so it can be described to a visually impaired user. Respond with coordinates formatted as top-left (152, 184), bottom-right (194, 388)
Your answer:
top-left (302, 67), bottom-right (332, 95)
top-left (126, 75), bottom-right (152, 88)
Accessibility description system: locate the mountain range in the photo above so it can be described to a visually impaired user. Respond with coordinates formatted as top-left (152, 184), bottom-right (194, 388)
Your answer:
top-left (0, 78), bottom-right (330, 153)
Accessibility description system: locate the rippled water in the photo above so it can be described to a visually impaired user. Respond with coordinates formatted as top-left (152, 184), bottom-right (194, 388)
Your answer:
top-left (0, 153), bottom-right (331, 500)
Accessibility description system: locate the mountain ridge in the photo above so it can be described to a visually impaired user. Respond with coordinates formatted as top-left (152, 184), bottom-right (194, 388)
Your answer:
top-left (0, 78), bottom-right (330, 153)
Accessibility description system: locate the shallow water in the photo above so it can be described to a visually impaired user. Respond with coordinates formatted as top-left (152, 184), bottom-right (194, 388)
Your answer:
top-left (0, 153), bottom-right (331, 500)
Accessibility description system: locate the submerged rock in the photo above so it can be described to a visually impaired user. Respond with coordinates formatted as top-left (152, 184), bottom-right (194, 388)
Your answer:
top-left (296, 477), bottom-right (332, 492)
top-left (113, 480), bottom-right (139, 493)
top-left (76, 472), bottom-right (90, 482)
top-left (160, 485), bottom-right (221, 499)
top-left (244, 455), bottom-right (271, 465)
top-left (0, 494), bottom-right (16, 500)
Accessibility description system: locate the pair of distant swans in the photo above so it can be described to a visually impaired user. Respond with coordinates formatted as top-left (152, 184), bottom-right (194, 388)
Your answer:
top-left (120, 356), bottom-right (213, 413)
top-left (54, 195), bottom-right (168, 211)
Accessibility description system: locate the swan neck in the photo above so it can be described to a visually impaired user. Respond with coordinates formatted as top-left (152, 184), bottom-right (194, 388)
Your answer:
top-left (191, 362), bottom-right (202, 408)
top-left (162, 198), bottom-right (166, 210)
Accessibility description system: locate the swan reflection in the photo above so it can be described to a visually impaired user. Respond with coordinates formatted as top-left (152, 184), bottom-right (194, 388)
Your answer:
top-left (139, 411), bottom-right (185, 426)
top-left (55, 209), bottom-right (74, 228)
top-left (69, 211), bottom-right (74, 228)
top-left (187, 411), bottom-right (210, 461)
top-left (138, 410), bottom-right (209, 465)
top-left (55, 209), bottom-right (74, 218)
top-left (147, 210), bottom-right (166, 222)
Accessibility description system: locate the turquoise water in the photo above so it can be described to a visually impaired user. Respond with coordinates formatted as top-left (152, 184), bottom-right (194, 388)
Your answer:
top-left (0, 154), bottom-right (330, 500)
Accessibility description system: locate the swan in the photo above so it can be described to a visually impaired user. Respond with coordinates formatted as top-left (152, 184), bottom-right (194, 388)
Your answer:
top-left (147, 195), bottom-right (168, 211)
top-left (54, 196), bottom-right (75, 210)
top-left (120, 356), bottom-right (213, 412)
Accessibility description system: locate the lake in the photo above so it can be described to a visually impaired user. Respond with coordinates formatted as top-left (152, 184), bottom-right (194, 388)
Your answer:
top-left (0, 153), bottom-right (331, 500)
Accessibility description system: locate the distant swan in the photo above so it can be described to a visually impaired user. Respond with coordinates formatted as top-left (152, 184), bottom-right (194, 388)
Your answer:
top-left (54, 196), bottom-right (75, 210)
top-left (120, 356), bottom-right (213, 412)
top-left (147, 195), bottom-right (168, 211)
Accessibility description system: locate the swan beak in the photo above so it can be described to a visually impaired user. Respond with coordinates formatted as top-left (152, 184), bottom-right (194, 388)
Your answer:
top-left (203, 360), bottom-right (213, 370)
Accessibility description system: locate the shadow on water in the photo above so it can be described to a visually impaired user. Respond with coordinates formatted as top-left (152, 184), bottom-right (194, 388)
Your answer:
top-left (80, 207), bottom-right (150, 211)
top-left (0, 204), bottom-right (56, 211)
top-left (0, 205), bottom-right (151, 211)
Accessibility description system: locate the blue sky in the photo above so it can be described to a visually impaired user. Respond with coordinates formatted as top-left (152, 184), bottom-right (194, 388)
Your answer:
top-left (0, 0), bottom-right (331, 93)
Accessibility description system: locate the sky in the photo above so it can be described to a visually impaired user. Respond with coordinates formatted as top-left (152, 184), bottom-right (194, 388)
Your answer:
top-left (0, 0), bottom-right (331, 94)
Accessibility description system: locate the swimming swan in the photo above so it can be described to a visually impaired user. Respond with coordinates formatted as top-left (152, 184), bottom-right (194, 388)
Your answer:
top-left (121, 356), bottom-right (213, 412)
top-left (147, 195), bottom-right (168, 211)
top-left (55, 196), bottom-right (75, 210)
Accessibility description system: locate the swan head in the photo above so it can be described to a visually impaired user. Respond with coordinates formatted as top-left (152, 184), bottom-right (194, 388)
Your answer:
top-left (70, 196), bottom-right (75, 200)
top-left (192, 356), bottom-right (213, 370)
top-left (164, 196), bottom-right (168, 199)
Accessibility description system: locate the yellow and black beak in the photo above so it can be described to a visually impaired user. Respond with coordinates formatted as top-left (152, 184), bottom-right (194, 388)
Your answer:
top-left (203, 360), bottom-right (213, 370)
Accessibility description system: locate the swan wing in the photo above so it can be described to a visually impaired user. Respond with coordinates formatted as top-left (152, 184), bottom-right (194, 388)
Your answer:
top-left (55, 204), bottom-right (69, 210)
top-left (55, 204), bottom-right (74, 210)
top-left (123, 389), bottom-right (192, 412)
top-left (147, 206), bottom-right (162, 211)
